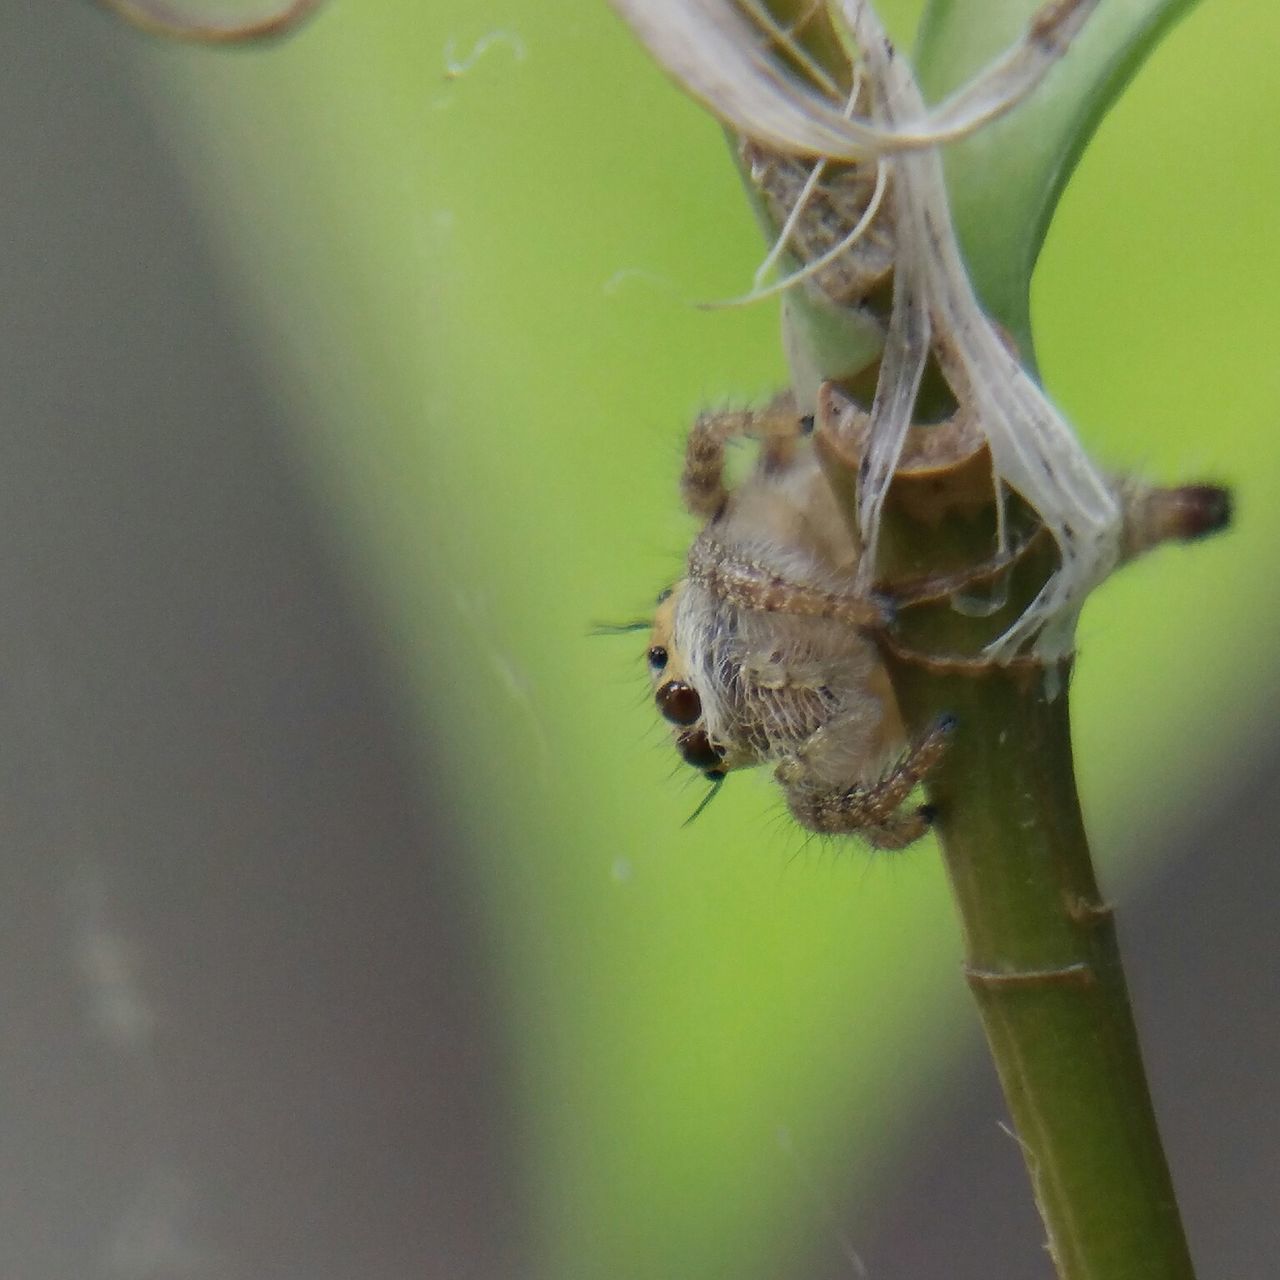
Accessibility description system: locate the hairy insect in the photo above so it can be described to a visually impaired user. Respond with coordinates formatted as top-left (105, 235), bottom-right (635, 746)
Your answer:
top-left (648, 394), bottom-right (952, 851)
top-left (644, 387), bottom-right (1228, 848)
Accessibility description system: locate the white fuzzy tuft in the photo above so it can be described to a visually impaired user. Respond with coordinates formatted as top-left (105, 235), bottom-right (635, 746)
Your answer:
top-left (842, 0), bottom-right (1120, 660)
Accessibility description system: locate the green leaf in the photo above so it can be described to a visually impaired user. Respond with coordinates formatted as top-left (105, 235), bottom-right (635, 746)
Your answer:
top-left (916, 0), bottom-right (1201, 356)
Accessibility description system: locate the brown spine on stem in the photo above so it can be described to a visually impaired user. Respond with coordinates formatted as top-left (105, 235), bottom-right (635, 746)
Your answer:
top-left (1121, 481), bottom-right (1232, 561)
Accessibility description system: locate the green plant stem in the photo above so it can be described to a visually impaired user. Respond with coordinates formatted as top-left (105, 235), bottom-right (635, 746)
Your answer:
top-left (885, 651), bottom-right (1195, 1280)
top-left (744, 4), bottom-right (1199, 1274)
top-left (864, 466), bottom-right (1198, 1277)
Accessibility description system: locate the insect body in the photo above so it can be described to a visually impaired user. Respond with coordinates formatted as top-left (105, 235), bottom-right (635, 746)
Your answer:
top-left (649, 396), bottom-right (951, 850)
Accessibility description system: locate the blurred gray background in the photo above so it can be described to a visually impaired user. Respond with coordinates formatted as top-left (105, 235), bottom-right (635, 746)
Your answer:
top-left (0, 4), bottom-right (1274, 1278)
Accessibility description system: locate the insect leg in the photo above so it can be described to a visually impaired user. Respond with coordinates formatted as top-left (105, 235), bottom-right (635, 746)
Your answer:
top-left (681, 394), bottom-right (802, 518)
top-left (777, 715), bottom-right (954, 849)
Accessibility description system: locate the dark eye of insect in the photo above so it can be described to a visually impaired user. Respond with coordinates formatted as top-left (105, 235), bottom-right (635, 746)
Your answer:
top-left (647, 645), bottom-right (668, 672)
top-left (655, 587), bottom-right (673, 605)
top-left (656, 680), bottom-right (701, 725)
top-left (677, 729), bottom-right (725, 772)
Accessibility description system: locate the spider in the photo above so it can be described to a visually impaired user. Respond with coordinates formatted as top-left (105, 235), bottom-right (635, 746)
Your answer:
top-left (647, 390), bottom-right (953, 851)
top-left (643, 384), bottom-right (1229, 848)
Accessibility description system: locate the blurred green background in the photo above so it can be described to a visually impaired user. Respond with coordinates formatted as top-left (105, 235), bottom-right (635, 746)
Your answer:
top-left (1, 2), bottom-right (1276, 1277)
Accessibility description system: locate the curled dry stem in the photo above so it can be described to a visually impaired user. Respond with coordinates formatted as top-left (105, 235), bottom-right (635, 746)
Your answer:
top-left (93, 0), bottom-right (323, 43)
top-left (609, 0), bottom-right (1100, 162)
